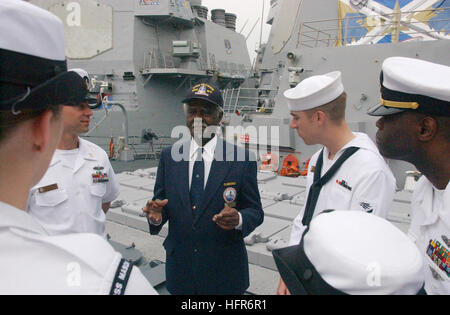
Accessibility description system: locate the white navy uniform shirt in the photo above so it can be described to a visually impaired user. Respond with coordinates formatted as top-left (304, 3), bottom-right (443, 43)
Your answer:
top-left (188, 136), bottom-right (243, 229)
top-left (27, 138), bottom-right (120, 237)
top-left (289, 132), bottom-right (396, 245)
top-left (0, 202), bottom-right (157, 295)
top-left (408, 177), bottom-right (450, 295)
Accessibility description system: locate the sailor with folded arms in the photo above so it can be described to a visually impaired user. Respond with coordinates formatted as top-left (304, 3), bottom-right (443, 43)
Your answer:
top-left (277, 71), bottom-right (396, 295)
top-left (0, 0), bottom-right (156, 295)
top-left (369, 57), bottom-right (450, 295)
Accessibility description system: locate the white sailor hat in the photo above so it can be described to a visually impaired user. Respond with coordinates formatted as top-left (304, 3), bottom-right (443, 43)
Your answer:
top-left (273, 211), bottom-right (426, 295)
top-left (368, 57), bottom-right (450, 117)
top-left (0, 0), bottom-right (86, 114)
top-left (284, 71), bottom-right (345, 112)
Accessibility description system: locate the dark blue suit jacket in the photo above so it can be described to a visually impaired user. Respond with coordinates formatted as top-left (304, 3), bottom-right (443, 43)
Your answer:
top-left (149, 138), bottom-right (264, 295)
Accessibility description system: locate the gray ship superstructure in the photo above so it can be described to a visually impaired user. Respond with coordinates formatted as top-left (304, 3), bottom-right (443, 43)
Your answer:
top-left (222, 0), bottom-right (450, 190)
top-left (29, 0), bottom-right (450, 295)
top-left (31, 0), bottom-right (252, 161)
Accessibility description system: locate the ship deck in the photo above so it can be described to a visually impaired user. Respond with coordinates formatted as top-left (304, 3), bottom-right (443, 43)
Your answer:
top-left (106, 159), bottom-right (413, 295)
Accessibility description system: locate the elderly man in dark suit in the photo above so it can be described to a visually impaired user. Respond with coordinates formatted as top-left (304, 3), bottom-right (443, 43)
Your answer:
top-left (143, 82), bottom-right (264, 295)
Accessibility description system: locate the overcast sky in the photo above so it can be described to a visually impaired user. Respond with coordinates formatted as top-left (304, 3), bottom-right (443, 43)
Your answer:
top-left (201, 0), bottom-right (272, 62)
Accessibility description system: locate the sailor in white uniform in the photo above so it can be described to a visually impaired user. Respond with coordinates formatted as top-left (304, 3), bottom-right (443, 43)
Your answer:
top-left (27, 69), bottom-right (120, 237)
top-left (369, 57), bottom-right (450, 295)
top-left (278, 71), bottom-right (396, 294)
top-left (0, 0), bottom-right (156, 295)
top-left (409, 178), bottom-right (450, 295)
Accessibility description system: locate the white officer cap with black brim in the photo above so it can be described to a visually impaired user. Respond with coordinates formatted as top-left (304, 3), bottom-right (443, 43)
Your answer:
top-left (284, 71), bottom-right (345, 112)
top-left (272, 211), bottom-right (426, 295)
top-left (368, 57), bottom-right (450, 117)
top-left (0, 0), bottom-right (87, 114)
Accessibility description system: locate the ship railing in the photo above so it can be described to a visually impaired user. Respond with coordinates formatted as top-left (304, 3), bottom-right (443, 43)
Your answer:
top-left (128, 136), bottom-right (178, 160)
top-left (82, 135), bottom-right (178, 160)
top-left (142, 48), bottom-right (206, 71)
top-left (209, 53), bottom-right (218, 71)
top-left (223, 88), bottom-right (277, 114)
top-left (297, 7), bottom-right (450, 48)
top-left (142, 50), bottom-right (252, 78)
top-left (216, 62), bottom-right (253, 79)
top-left (142, 48), bottom-right (181, 70)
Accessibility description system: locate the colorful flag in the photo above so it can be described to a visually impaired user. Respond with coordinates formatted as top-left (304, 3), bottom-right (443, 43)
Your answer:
top-left (337, 0), bottom-right (450, 45)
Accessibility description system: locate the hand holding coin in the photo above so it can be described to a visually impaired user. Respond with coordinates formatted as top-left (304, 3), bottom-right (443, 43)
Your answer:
top-left (143, 199), bottom-right (168, 225)
top-left (213, 203), bottom-right (240, 230)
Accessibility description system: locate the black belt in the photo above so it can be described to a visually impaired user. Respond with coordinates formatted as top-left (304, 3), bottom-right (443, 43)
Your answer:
top-left (302, 147), bottom-right (360, 227)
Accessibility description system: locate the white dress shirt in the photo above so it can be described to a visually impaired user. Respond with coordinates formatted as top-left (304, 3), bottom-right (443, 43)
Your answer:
top-left (27, 138), bottom-right (120, 237)
top-left (189, 136), bottom-right (217, 190)
top-left (189, 136), bottom-right (243, 229)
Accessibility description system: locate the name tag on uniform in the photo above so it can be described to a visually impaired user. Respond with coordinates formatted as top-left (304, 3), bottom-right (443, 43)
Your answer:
top-left (38, 184), bottom-right (58, 194)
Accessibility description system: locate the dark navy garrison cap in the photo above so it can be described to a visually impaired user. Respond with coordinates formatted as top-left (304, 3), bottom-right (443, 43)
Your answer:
top-left (182, 82), bottom-right (224, 108)
top-left (0, 0), bottom-right (86, 114)
top-left (368, 57), bottom-right (450, 117)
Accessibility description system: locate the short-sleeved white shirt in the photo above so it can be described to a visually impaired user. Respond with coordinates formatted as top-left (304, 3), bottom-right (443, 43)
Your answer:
top-left (408, 177), bottom-right (450, 295)
top-left (27, 138), bottom-right (120, 236)
top-left (289, 133), bottom-right (397, 245)
top-left (0, 202), bottom-right (157, 295)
